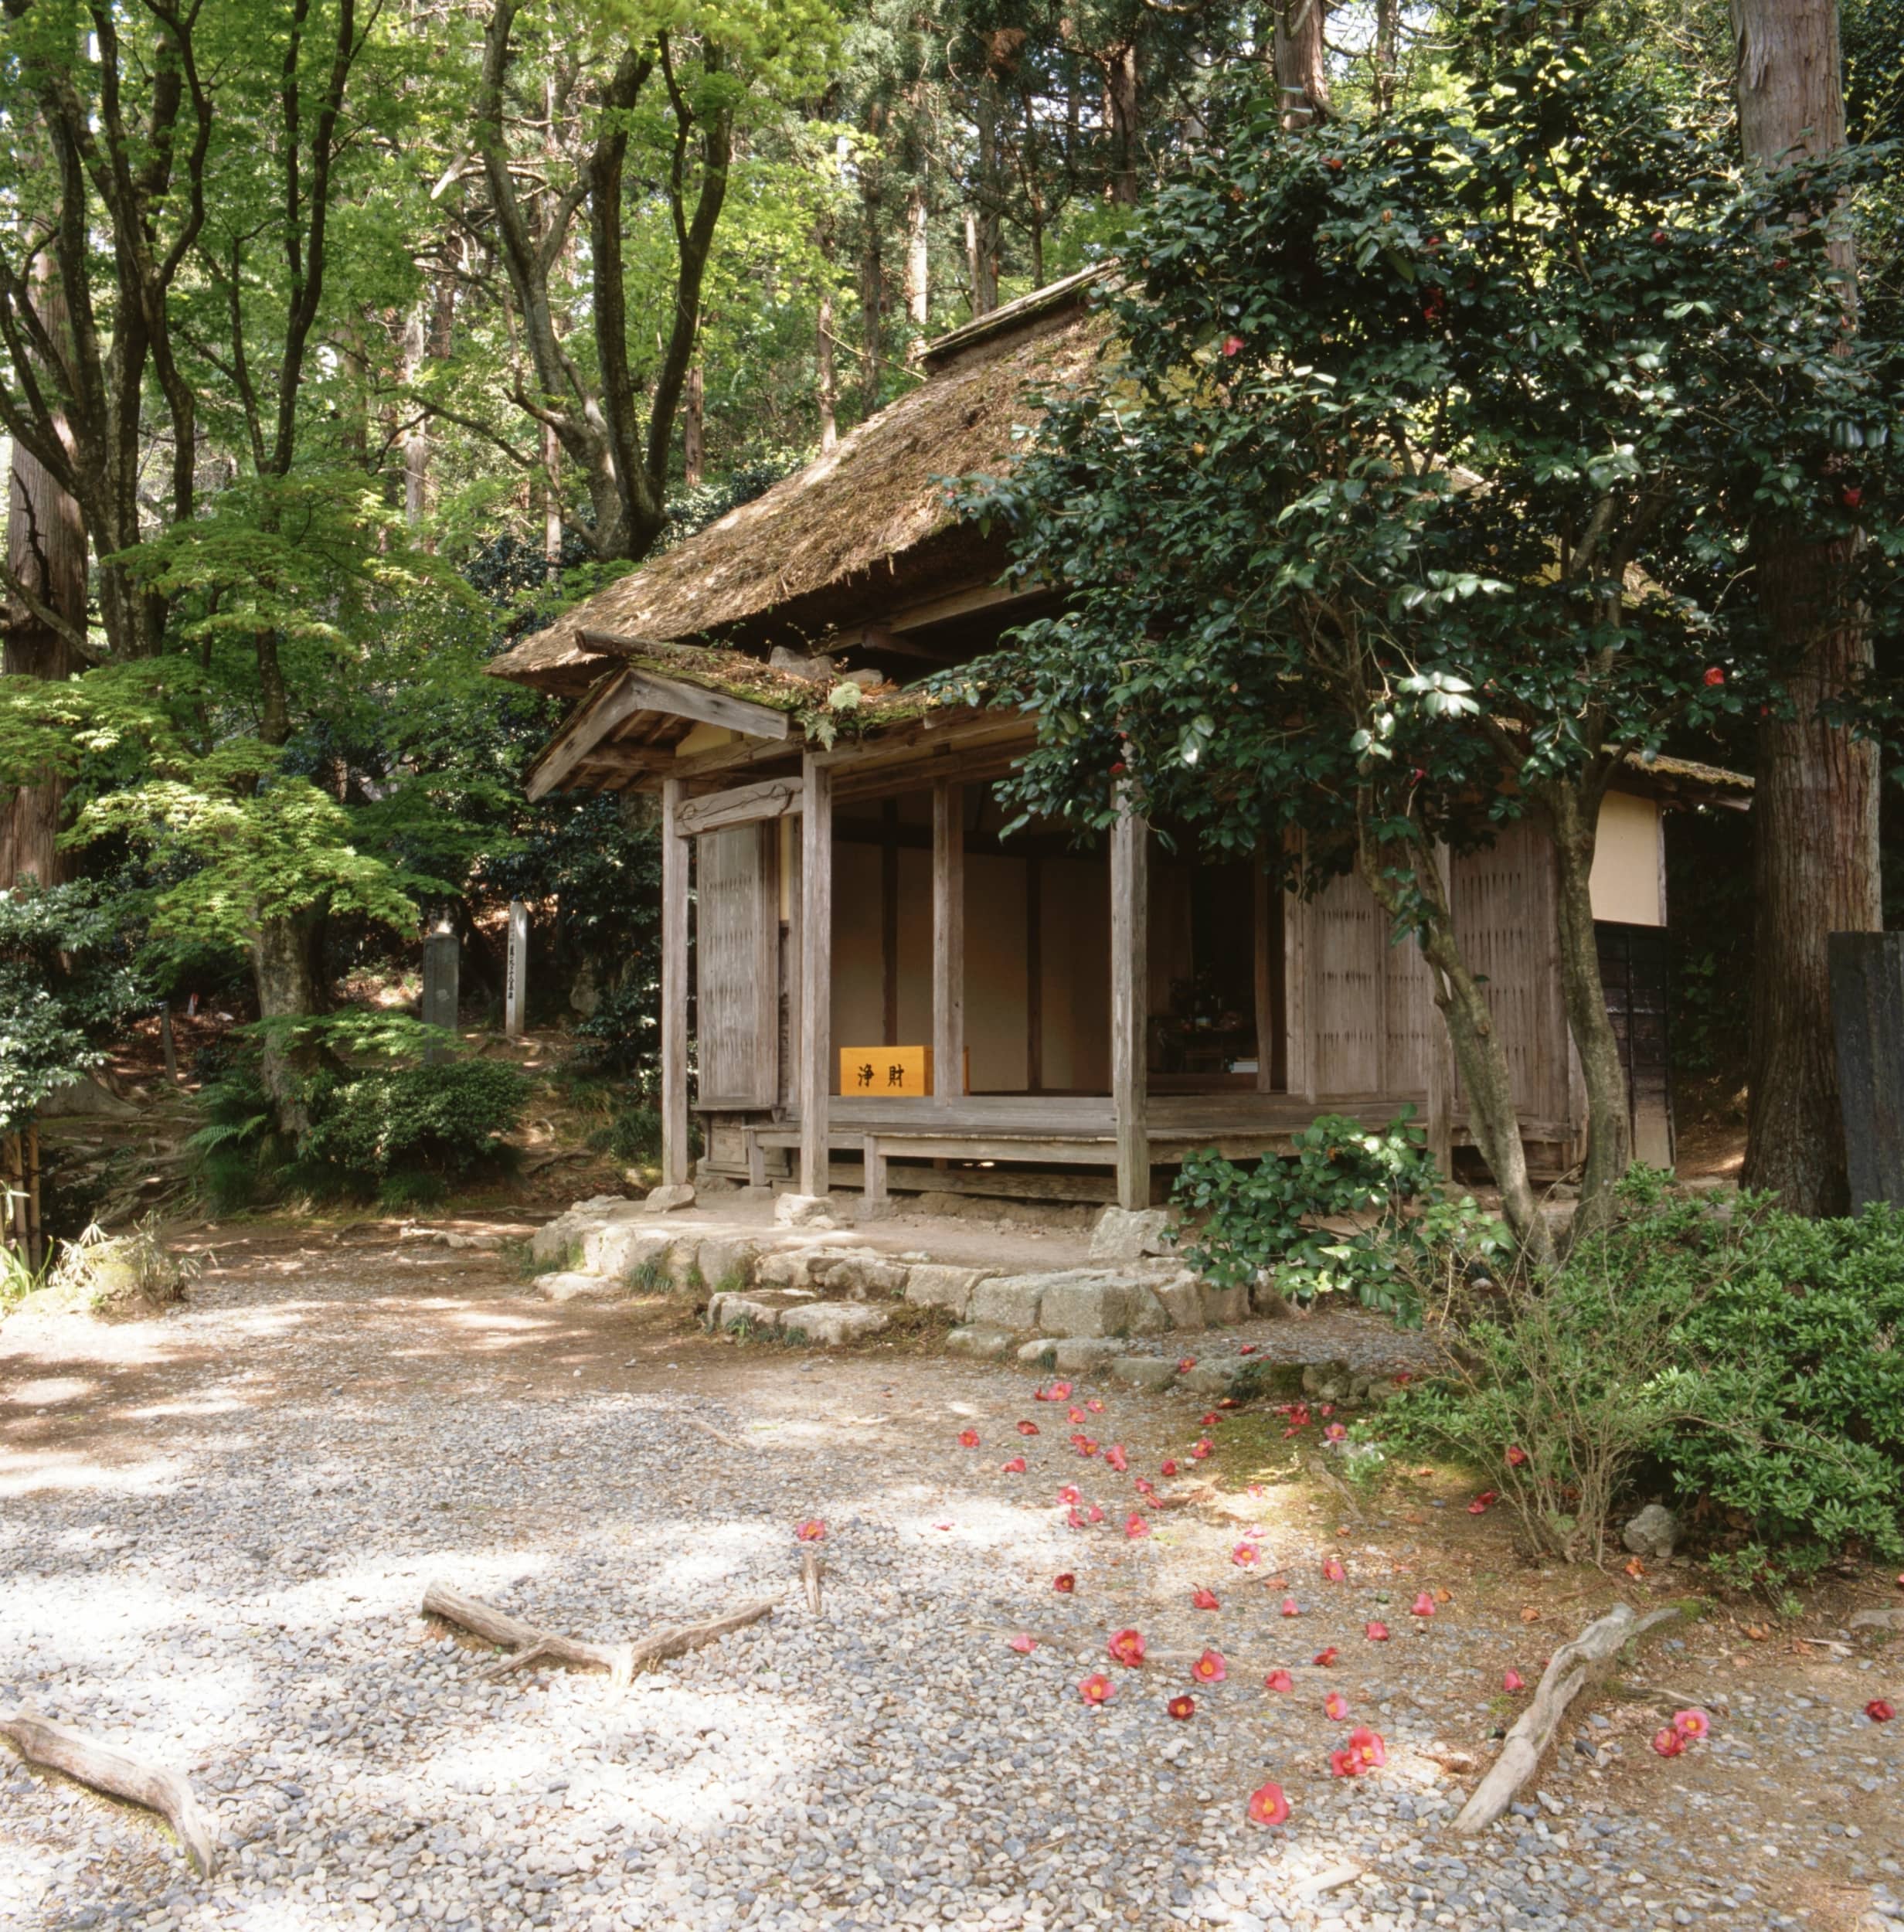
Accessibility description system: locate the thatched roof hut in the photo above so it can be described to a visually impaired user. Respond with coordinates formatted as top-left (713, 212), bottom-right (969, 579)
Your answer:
top-left (488, 267), bottom-right (1111, 698)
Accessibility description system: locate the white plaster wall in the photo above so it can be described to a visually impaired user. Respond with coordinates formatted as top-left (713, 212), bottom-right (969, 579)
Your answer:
top-left (1590, 790), bottom-right (1664, 927)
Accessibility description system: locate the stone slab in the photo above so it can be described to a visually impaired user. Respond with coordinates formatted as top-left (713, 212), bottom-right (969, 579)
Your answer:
top-left (780, 1302), bottom-right (889, 1345)
top-left (643, 1183), bottom-right (696, 1214)
top-left (946, 1325), bottom-right (1018, 1361)
top-left (1110, 1355), bottom-right (1179, 1392)
top-left (535, 1270), bottom-right (621, 1304)
top-left (903, 1265), bottom-right (989, 1318)
top-left (1087, 1206), bottom-right (1178, 1263)
top-left (1050, 1337), bottom-right (1126, 1374)
top-left (967, 1275), bottom-right (1049, 1332)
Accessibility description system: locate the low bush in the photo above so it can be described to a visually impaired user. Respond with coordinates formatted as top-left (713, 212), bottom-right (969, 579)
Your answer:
top-left (298, 1060), bottom-right (528, 1198)
top-left (1171, 1110), bottom-right (1509, 1326)
top-left (1379, 1174), bottom-right (1904, 1580)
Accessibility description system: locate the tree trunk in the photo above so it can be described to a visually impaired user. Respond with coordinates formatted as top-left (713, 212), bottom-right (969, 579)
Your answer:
top-left (816, 287), bottom-right (838, 452)
top-left (1358, 828), bottom-right (1554, 1267)
top-left (1273, 0), bottom-right (1329, 131)
top-left (1543, 781), bottom-right (1633, 1233)
top-left (1372, 0), bottom-right (1399, 115)
top-left (860, 101), bottom-right (886, 403)
top-left (905, 182), bottom-right (930, 335)
top-left (1103, 43), bottom-right (1141, 206)
top-left (400, 303), bottom-right (429, 526)
top-left (252, 911), bottom-right (326, 1138)
top-left (2, 264), bottom-right (86, 890)
top-left (683, 362), bottom-right (704, 490)
top-left (1732, 0), bottom-right (1875, 1215)
top-left (543, 423), bottom-right (563, 580)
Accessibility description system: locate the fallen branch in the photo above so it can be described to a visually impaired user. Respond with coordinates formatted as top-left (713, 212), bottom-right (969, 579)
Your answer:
top-left (0, 1709), bottom-right (217, 1876)
top-left (423, 1583), bottom-right (638, 1690)
top-left (801, 1549), bottom-right (825, 1614)
top-left (688, 1415), bottom-right (750, 1453)
top-left (423, 1583), bottom-right (778, 1692)
top-left (1454, 1601), bottom-right (1681, 1832)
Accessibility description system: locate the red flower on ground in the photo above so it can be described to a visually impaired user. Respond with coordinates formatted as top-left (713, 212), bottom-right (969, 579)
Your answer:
top-left (1126, 1512), bottom-right (1151, 1539)
top-left (1503, 1669), bottom-right (1525, 1692)
top-left (1348, 1726), bottom-right (1386, 1768)
top-left (1192, 1587), bottom-right (1220, 1611)
top-left (1265, 1668), bottom-right (1294, 1692)
top-left (1069, 1407), bottom-right (1086, 1425)
top-left (1161, 1459), bottom-right (1179, 1478)
top-left (1086, 1502), bottom-right (1105, 1524)
top-left (1651, 1726), bottom-right (1685, 1758)
top-left (1506, 1444), bottom-right (1528, 1467)
top-left (1246, 1781), bottom-right (1291, 1826)
top-left (1001, 1457), bottom-right (1026, 1474)
top-left (1178, 1358), bottom-right (1198, 1373)
top-left (1239, 1343), bottom-right (1256, 1355)
top-left (1053, 1573), bottom-right (1076, 1593)
top-left (1105, 1444), bottom-right (1128, 1473)
top-left (1080, 1674), bottom-right (1115, 1706)
top-left (1468, 1490), bottom-right (1498, 1514)
top-left (1190, 1439), bottom-right (1213, 1461)
top-left (1280, 1597), bottom-right (1301, 1617)
top-left (1049, 1381), bottom-right (1073, 1400)
top-left (1232, 1543), bottom-right (1261, 1568)
top-left (1018, 1420), bottom-right (1040, 1436)
top-left (1365, 1621), bottom-right (1390, 1642)
top-left (1085, 1398), bottom-right (1106, 1413)
top-left (1221, 335), bottom-right (1244, 358)
top-left (1008, 1634), bottom-right (1035, 1654)
top-left (1057, 1485), bottom-right (1081, 1506)
top-left (1867, 1699), bottom-right (1896, 1723)
top-left (1324, 1423), bottom-right (1348, 1443)
top-left (1672, 1709), bottom-right (1709, 1740)
top-left (1066, 1508), bottom-right (1087, 1529)
top-left (795, 1520), bottom-right (827, 1543)
top-left (1192, 1649), bottom-right (1228, 1684)
top-left (1321, 1558), bottom-right (1347, 1583)
top-left (1108, 1628), bottom-right (1148, 1668)
top-left (958, 1430), bottom-right (980, 1449)
top-left (1411, 1592), bottom-right (1436, 1617)
top-left (1314, 1647), bottom-right (1339, 1668)
top-left (1134, 1478), bottom-right (1157, 1498)
top-left (1324, 1690), bottom-right (1348, 1721)
top-left (1168, 1694), bottom-right (1197, 1720)
top-left (1200, 1413), bottom-right (1221, 1427)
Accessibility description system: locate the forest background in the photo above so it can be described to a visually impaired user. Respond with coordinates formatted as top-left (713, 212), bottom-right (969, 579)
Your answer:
top-left (1, 0), bottom-right (1900, 1233)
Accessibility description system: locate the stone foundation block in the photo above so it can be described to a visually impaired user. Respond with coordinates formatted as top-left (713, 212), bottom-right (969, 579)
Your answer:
top-left (903, 1265), bottom-right (989, 1318)
top-left (781, 1302), bottom-right (889, 1346)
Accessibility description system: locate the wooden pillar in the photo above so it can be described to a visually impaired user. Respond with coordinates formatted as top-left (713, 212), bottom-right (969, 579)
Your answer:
top-left (1253, 852), bottom-right (1287, 1093)
top-left (504, 899), bottom-right (529, 1039)
top-left (799, 755), bottom-right (834, 1196)
top-left (933, 781), bottom-right (964, 1100)
top-left (1111, 799), bottom-right (1150, 1209)
top-left (660, 780), bottom-right (690, 1187)
top-left (1025, 855), bottom-right (1044, 1093)
top-left (1425, 843), bottom-right (1455, 1179)
top-left (880, 800), bottom-right (900, 1044)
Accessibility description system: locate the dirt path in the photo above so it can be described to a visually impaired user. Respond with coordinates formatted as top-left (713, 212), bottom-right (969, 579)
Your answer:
top-left (1, 1240), bottom-right (1898, 1932)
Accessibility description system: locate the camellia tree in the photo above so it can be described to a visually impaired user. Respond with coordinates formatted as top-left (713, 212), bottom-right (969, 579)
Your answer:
top-left (950, 11), bottom-right (1902, 1247)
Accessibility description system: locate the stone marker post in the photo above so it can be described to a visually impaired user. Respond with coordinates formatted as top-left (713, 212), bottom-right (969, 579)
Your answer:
top-left (1829, 930), bottom-right (1904, 1211)
top-left (505, 900), bottom-right (529, 1039)
top-left (422, 922), bottom-right (459, 1064)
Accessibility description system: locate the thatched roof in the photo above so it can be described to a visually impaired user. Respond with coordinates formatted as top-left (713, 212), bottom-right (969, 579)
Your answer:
top-left (489, 275), bottom-right (1112, 695)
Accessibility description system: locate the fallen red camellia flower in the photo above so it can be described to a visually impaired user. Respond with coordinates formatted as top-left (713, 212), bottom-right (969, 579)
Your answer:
top-left (1050, 1381), bottom-right (1073, 1400)
top-left (1134, 1477), bottom-right (1157, 1498)
top-left (1168, 1694), bottom-right (1196, 1720)
top-left (1412, 1591), bottom-right (1436, 1617)
top-left (1077, 1439), bottom-right (1100, 1458)
top-left (1321, 1558), bottom-right (1347, 1583)
top-left (1199, 1412), bottom-right (1220, 1427)
top-left (1867, 1699), bottom-right (1896, 1723)
top-left (1192, 1649), bottom-right (1228, 1684)
top-left (1052, 1573), bottom-right (1076, 1593)
top-left (1246, 1781), bottom-right (1290, 1827)
top-left (1672, 1709), bottom-right (1709, 1740)
top-left (1126, 1512), bottom-right (1151, 1539)
top-left (1161, 1459), bottom-right (1179, 1478)
top-left (1468, 1490), bottom-right (1498, 1515)
top-left (1324, 1422), bottom-right (1348, 1443)
top-left (1314, 1646), bottom-right (1339, 1667)
top-left (1108, 1628), bottom-right (1148, 1668)
top-left (1239, 1342), bottom-right (1257, 1355)
top-left (1057, 1485), bottom-right (1081, 1506)
top-left (1348, 1726), bottom-right (1386, 1767)
top-left (1001, 1456), bottom-right (1027, 1474)
top-left (1104, 1444), bottom-right (1129, 1473)
top-left (1085, 1397), bottom-right (1106, 1413)
top-left (1651, 1727), bottom-right (1685, 1758)
top-left (1086, 1502), bottom-right (1106, 1523)
top-left (1190, 1440), bottom-right (1213, 1461)
top-left (958, 1429), bottom-right (980, 1449)
top-left (1192, 1587), bottom-right (1220, 1611)
top-left (1008, 1634), bottom-right (1035, 1654)
top-left (1069, 1407), bottom-right (1086, 1425)
top-left (1018, 1420), bottom-right (1040, 1436)
top-left (794, 1520), bottom-right (827, 1543)
top-left (1178, 1358), bottom-right (1198, 1373)
top-left (1066, 1507), bottom-right (1087, 1529)
top-left (1080, 1674), bottom-right (1114, 1705)
top-left (1324, 1690), bottom-right (1348, 1721)
top-left (1329, 1727), bottom-right (1386, 1777)
top-left (1232, 1543), bottom-right (1261, 1568)
top-left (1365, 1621), bottom-right (1390, 1642)
top-left (1280, 1597), bottom-right (1301, 1617)
top-left (1503, 1668), bottom-right (1525, 1692)
top-left (1265, 1668), bottom-right (1294, 1692)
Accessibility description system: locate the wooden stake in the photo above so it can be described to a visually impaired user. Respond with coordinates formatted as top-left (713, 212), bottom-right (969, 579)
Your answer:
top-left (1453, 1601), bottom-right (1680, 1832)
top-left (0, 1709), bottom-right (217, 1876)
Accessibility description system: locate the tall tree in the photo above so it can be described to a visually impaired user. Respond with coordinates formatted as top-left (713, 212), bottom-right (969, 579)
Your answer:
top-left (1732, 0), bottom-right (1878, 1214)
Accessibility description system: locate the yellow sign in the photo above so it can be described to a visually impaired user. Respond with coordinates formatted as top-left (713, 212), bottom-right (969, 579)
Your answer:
top-left (839, 1044), bottom-right (933, 1097)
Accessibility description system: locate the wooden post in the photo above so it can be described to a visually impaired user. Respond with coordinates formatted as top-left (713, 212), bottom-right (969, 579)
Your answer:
top-left (862, 1132), bottom-right (886, 1207)
top-left (933, 781), bottom-right (964, 1101)
top-left (1253, 852), bottom-right (1286, 1094)
top-left (504, 899), bottom-right (529, 1039)
top-left (1025, 855), bottom-right (1044, 1093)
top-left (159, 1003), bottom-right (179, 1086)
top-left (798, 756), bottom-right (834, 1197)
top-left (1425, 843), bottom-right (1455, 1180)
top-left (1111, 798), bottom-right (1150, 1209)
top-left (660, 780), bottom-right (690, 1187)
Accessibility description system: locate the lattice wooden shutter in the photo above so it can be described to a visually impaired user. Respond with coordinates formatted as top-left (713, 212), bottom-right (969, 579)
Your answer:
top-left (696, 825), bottom-right (778, 1108)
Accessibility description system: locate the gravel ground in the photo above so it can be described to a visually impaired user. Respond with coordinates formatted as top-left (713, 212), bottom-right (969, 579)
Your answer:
top-left (1, 1233), bottom-right (1899, 1932)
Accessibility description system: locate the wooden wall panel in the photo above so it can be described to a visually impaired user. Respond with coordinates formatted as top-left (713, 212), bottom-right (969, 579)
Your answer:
top-left (697, 823), bottom-right (779, 1108)
top-left (1307, 868), bottom-right (1386, 1094)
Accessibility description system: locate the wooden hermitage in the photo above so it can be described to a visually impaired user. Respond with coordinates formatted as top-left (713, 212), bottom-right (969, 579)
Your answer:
top-left (489, 269), bottom-right (1747, 1213)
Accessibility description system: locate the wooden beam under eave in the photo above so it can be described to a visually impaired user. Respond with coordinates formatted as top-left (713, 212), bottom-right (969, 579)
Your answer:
top-left (527, 666), bottom-right (792, 801)
top-left (660, 779), bottom-right (690, 1187)
top-left (1111, 798), bottom-right (1150, 1210)
top-left (674, 774), bottom-right (804, 838)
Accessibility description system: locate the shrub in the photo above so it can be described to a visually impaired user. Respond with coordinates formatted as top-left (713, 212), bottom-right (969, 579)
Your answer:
top-left (298, 1060), bottom-right (528, 1193)
top-left (1171, 1110), bottom-right (1509, 1326)
top-left (1381, 1175), bottom-right (1904, 1580)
